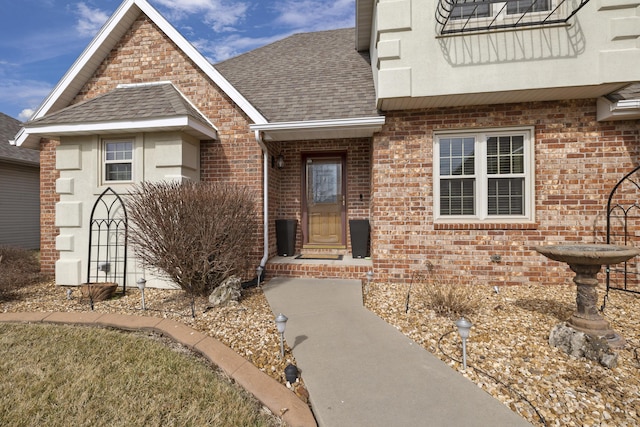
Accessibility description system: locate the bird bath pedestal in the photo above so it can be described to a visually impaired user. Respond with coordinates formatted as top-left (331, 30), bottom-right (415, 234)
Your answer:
top-left (535, 244), bottom-right (640, 348)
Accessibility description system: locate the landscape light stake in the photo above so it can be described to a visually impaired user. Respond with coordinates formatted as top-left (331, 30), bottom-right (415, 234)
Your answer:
top-left (275, 313), bottom-right (288, 358)
top-left (455, 317), bottom-right (472, 369)
top-left (256, 265), bottom-right (264, 286)
top-left (136, 278), bottom-right (146, 310)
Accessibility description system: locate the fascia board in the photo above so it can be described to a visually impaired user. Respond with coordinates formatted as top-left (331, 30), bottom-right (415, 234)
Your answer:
top-left (135, 0), bottom-right (267, 125)
top-left (250, 116), bottom-right (386, 132)
top-left (597, 97), bottom-right (640, 121)
top-left (30, 0), bottom-right (138, 122)
top-left (19, 0), bottom-right (266, 146)
top-left (25, 116), bottom-right (219, 140)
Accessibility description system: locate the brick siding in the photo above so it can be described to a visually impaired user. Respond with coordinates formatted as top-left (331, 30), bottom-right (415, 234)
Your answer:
top-left (371, 100), bottom-right (640, 286)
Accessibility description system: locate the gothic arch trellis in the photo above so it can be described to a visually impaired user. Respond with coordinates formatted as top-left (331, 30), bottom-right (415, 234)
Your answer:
top-left (604, 165), bottom-right (640, 309)
top-left (87, 187), bottom-right (128, 294)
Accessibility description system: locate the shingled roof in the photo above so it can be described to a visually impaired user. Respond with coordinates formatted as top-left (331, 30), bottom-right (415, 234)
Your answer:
top-left (0, 113), bottom-right (39, 166)
top-left (28, 82), bottom-right (213, 128)
top-left (215, 28), bottom-right (379, 123)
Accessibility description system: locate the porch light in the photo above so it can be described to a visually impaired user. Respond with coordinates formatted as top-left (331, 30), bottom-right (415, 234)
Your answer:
top-left (137, 278), bottom-right (147, 310)
top-left (276, 153), bottom-right (285, 169)
top-left (275, 313), bottom-right (288, 358)
top-left (455, 317), bottom-right (472, 370)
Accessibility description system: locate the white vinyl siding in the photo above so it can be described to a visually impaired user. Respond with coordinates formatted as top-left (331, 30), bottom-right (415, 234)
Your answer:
top-left (0, 162), bottom-right (40, 249)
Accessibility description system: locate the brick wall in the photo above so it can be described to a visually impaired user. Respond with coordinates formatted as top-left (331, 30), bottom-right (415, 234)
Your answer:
top-left (39, 139), bottom-right (59, 276)
top-left (39, 14), bottom-right (267, 275)
top-left (371, 100), bottom-right (640, 285)
top-left (276, 138), bottom-right (372, 253)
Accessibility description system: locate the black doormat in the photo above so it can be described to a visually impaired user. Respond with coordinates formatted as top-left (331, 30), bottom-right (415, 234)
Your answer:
top-left (295, 254), bottom-right (343, 260)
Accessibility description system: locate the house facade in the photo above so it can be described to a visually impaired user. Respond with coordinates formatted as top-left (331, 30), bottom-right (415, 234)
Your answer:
top-left (0, 112), bottom-right (40, 250)
top-left (13, 0), bottom-right (640, 288)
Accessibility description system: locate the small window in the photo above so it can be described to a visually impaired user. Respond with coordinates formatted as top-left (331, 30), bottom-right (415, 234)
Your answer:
top-left (434, 129), bottom-right (534, 222)
top-left (104, 140), bottom-right (133, 182)
top-left (450, 2), bottom-right (491, 20)
top-left (506, 0), bottom-right (551, 14)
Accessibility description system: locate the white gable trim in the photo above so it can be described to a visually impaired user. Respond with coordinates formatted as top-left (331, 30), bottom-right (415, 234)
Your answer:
top-left (14, 0), bottom-right (266, 147)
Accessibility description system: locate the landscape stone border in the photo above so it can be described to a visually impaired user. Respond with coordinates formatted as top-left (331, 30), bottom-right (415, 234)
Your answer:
top-left (0, 311), bottom-right (317, 427)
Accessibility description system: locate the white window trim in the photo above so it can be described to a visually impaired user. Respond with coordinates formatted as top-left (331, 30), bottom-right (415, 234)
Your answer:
top-left (433, 127), bottom-right (535, 224)
top-left (102, 138), bottom-right (134, 184)
top-left (447, 1), bottom-right (558, 30)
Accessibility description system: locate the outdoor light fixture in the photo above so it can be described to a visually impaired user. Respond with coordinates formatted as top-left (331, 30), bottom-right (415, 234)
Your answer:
top-left (275, 313), bottom-right (288, 358)
top-left (276, 153), bottom-right (285, 169)
top-left (455, 317), bottom-right (472, 369)
top-left (256, 265), bottom-right (264, 286)
top-left (285, 364), bottom-right (298, 384)
top-left (137, 278), bottom-right (147, 310)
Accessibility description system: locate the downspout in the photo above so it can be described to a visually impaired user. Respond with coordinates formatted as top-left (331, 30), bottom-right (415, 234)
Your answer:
top-left (255, 130), bottom-right (269, 281)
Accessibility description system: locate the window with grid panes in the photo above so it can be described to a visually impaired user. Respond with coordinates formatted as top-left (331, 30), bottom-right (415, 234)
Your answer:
top-left (434, 129), bottom-right (533, 222)
top-left (104, 140), bottom-right (133, 182)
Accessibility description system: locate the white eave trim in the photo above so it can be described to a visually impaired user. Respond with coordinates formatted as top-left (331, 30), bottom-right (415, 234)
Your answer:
top-left (15, 0), bottom-right (265, 147)
top-left (250, 116), bottom-right (385, 139)
top-left (24, 116), bottom-right (219, 140)
top-left (597, 97), bottom-right (640, 121)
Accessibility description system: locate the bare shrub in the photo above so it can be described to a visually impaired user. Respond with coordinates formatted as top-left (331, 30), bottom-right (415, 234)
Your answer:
top-left (412, 263), bottom-right (480, 319)
top-left (126, 181), bottom-right (258, 300)
top-left (0, 246), bottom-right (41, 300)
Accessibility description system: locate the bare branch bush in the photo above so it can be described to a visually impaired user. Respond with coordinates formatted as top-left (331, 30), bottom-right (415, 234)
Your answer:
top-left (126, 181), bottom-right (258, 299)
top-left (0, 246), bottom-right (41, 301)
top-left (412, 262), bottom-right (480, 319)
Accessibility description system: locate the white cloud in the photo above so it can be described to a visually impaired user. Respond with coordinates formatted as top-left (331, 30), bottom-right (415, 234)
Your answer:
top-left (18, 109), bottom-right (35, 121)
top-left (272, 0), bottom-right (355, 31)
top-left (193, 32), bottom-right (292, 62)
top-left (75, 2), bottom-right (110, 37)
top-left (0, 79), bottom-right (53, 119)
top-left (153, 0), bottom-right (248, 32)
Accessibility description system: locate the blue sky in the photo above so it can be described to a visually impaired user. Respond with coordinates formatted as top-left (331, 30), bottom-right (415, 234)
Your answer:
top-left (0, 0), bottom-right (355, 122)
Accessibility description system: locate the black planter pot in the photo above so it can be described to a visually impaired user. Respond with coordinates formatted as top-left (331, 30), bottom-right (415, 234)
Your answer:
top-left (349, 219), bottom-right (370, 259)
top-left (275, 219), bottom-right (297, 257)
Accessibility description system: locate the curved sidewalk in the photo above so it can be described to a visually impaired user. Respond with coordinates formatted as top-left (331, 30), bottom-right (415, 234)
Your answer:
top-left (0, 311), bottom-right (316, 427)
top-left (263, 277), bottom-right (532, 427)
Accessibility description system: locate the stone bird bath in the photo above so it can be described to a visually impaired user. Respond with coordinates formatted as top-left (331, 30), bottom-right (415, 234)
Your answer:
top-left (535, 244), bottom-right (640, 348)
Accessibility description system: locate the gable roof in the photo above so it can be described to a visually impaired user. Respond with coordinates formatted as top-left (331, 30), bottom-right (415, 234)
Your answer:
top-left (24, 82), bottom-right (217, 140)
top-left (13, 0), bottom-right (265, 148)
top-left (0, 113), bottom-right (39, 166)
top-left (215, 28), bottom-right (379, 123)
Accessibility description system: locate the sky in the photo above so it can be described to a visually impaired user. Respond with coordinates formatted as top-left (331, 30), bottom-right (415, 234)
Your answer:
top-left (0, 0), bottom-right (355, 122)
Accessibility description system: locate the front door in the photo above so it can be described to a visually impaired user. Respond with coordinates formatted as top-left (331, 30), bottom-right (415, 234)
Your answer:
top-left (303, 154), bottom-right (346, 247)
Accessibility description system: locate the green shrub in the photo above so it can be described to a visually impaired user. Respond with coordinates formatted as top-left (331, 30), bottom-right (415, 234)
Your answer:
top-left (126, 181), bottom-right (258, 299)
top-left (0, 246), bottom-right (40, 300)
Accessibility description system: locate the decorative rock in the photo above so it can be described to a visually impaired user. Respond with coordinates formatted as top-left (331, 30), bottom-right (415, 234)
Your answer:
top-left (549, 323), bottom-right (618, 368)
top-left (208, 276), bottom-right (241, 307)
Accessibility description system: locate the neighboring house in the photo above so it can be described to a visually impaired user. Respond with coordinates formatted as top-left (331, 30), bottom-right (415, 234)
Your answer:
top-left (12, 0), bottom-right (640, 288)
top-left (0, 112), bottom-right (40, 250)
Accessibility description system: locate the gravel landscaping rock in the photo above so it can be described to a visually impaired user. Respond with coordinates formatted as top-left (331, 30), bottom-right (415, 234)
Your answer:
top-left (3, 279), bottom-right (640, 426)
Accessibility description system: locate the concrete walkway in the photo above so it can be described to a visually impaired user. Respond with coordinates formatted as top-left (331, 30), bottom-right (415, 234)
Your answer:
top-left (263, 277), bottom-right (532, 427)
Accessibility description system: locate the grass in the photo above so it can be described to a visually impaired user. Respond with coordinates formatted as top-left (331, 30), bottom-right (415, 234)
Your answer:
top-left (0, 323), bottom-right (282, 427)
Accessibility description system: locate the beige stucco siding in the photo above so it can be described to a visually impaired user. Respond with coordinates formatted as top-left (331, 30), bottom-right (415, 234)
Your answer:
top-left (54, 133), bottom-right (199, 287)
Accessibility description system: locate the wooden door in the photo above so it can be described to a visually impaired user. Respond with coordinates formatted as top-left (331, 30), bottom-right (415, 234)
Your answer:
top-left (303, 155), bottom-right (346, 247)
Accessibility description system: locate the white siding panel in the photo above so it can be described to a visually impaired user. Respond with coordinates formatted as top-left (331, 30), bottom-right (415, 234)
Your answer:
top-left (0, 162), bottom-right (40, 249)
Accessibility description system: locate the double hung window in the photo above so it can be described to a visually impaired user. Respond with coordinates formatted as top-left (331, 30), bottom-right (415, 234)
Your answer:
top-left (451, 0), bottom-right (551, 21)
top-left (104, 140), bottom-right (133, 182)
top-left (434, 128), bottom-right (534, 222)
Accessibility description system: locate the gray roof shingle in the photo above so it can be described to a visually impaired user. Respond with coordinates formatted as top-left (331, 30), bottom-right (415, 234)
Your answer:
top-left (215, 28), bottom-right (380, 123)
top-left (28, 83), bottom-right (213, 128)
top-left (0, 112), bottom-right (39, 165)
